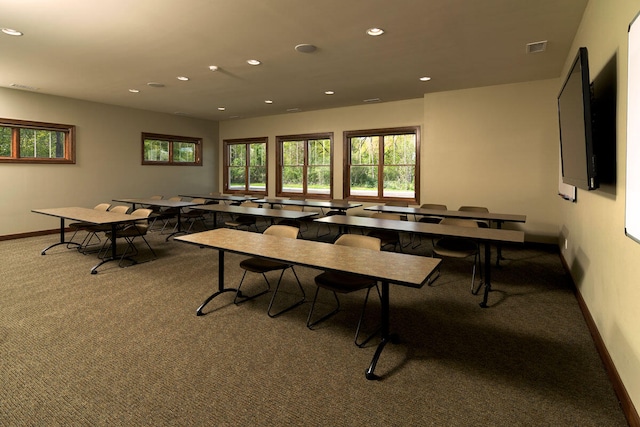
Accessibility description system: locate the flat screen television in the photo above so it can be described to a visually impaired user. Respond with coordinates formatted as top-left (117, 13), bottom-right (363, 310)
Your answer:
top-left (558, 47), bottom-right (598, 191)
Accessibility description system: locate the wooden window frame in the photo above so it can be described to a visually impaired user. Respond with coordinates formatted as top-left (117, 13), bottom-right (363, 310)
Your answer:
top-left (223, 137), bottom-right (268, 195)
top-left (141, 132), bottom-right (202, 166)
top-left (0, 118), bottom-right (75, 164)
top-left (276, 132), bottom-right (333, 199)
top-left (344, 126), bottom-right (420, 204)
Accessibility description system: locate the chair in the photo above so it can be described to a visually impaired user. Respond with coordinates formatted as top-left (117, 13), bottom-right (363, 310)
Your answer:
top-left (180, 198), bottom-right (210, 233)
top-left (153, 196), bottom-right (183, 233)
top-left (306, 234), bottom-right (382, 347)
top-left (317, 198), bottom-right (348, 237)
top-left (366, 212), bottom-right (403, 252)
top-left (458, 205), bottom-right (490, 228)
top-left (412, 203), bottom-right (448, 249)
top-left (225, 200), bottom-right (260, 231)
top-left (101, 208), bottom-right (157, 267)
top-left (234, 225), bottom-right (305, 317)
top-left (385, 200), bottom-right (409, 220)
top-left (67, 203), bottom-right (112, 250)
top-left (431, 217), bottom-right (482, 294)
top-left (277, 198), bottom-right (308, 235)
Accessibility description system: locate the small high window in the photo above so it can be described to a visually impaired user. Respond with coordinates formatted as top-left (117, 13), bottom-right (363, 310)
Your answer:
top-left (0, 118), bottom-right (75, 164)
top-left (142, 132), bottom-right (202, 166)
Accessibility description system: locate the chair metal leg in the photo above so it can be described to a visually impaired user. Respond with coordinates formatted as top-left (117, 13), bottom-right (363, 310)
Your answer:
top-left (234, 270), bottom-right (270, 305)
top-left (306, 287), bottom-right (340, 329)
top-left (354, 285), bottom-right (382, 347)
top-left (267, 266), bottom-right (306, 318)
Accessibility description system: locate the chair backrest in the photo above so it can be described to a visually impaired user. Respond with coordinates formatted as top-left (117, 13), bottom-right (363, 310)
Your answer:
top-left (458, 206), bottom-right (489, 213)
top-left (168, 196), bottom-right (183, 202)
top-left (131, 208), bottom-right (153, 232)
top-left (94, 203), bottom-right (111, 211)
top-left (385, 201), bottom-right (409, 207)
top-left (263, 225), bottom-right (299, 239)
top-left (439, 218), bottom-right (479, 228)
top-left (242, 201), bottom-right (260, 208)
top-left (458, 206), bottom-right (489, 227)
top-left (150, 195), bottom-right (163, 200)
top-left (334, 234), bottom-right (381, 251)
top-left (421, 203), bottom-right (447, 210)
top-left (109, 205), bottom-right (130, 214)
top-left (191, 198), bottom-right (207, 204)
top-left (371, 212), bottom-right (402, 221)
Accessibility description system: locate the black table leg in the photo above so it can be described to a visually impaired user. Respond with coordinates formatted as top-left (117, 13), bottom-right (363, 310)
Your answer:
top-left (196, 250), bottom-right (242, 316)
top-left (166, 209), bottom-right (186, 241)
top-left (366, 281), bottom-right (398, 380)
top-left (41, 218), bottom-right (80, 254)
top-left (480, 242), bottom-right (492, 308)
top-left (90, 223), bottom-right (120, 274)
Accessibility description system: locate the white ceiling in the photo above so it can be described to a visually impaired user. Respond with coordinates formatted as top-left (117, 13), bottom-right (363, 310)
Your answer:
top-left (0, 0), bottom-right (588, 121)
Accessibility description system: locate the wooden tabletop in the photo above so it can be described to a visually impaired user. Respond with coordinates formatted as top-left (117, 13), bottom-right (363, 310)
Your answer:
top-left (31, 207), bottom-right (139, 224)
top-left (113, 198), bottom-right (198, 208)
top-left (190, 204), bottom-right (319, 220)
top-left (254, 198), bottom-right (362, 210)
top-left (176, 228), bottom-right (440, 288)
top-left (179, 194), bottom-right (259, 203)
top-left (364, 205), bottom-right (526, 223)
top-left (315, 215), bottom-right (524, 243)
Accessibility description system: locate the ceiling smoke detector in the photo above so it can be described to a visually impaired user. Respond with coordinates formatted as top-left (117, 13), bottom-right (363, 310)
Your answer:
top-left (526, 40), bottom-right (547, 54)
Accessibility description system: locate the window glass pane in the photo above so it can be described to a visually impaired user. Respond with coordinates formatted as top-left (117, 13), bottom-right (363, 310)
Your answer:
top-left (0, 126), bottom-right (11, 157)
top-left (383, 134), bottom-right (416, 165)
top-left (144, 139), bottom-right (169, 161)
top-left (229, 144), bottom-right (246, 166)
top-left (308, 139), bottom-right (330, 165)
top-left (228, 167), bottom-right (245, 190)
top-left (350, 136), bottom-right (379, 165)
top-left (248, 166), bottom-right (266, 191)
top-left (308, 165), bottom-right (331, 195)
top-left (249, 143), bottom-right (266, 166)
top-left (282, 165), bottom-right (303, 192)
top-left (173, 141), bottom-right (196, 162)
top-left (282, 140), bottom-right (304, 166)
top-left (350, 165), bottom-right (378, 196)
top-left (19, 129), bottom-right (65, 159)
top-left (383, 165), bottom-right (415, 198)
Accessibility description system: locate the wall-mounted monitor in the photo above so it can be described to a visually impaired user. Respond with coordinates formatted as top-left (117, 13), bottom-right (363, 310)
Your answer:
top-left (557, 47), bottom-right (598, 191)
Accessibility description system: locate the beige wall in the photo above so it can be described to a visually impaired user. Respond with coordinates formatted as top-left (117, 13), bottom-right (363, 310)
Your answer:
top-left (0, 88), bottom-right (219, 235)
top-left (559, 0), bottom-right (640, 411)
top-left (221, 81), bottom-right (561, 242)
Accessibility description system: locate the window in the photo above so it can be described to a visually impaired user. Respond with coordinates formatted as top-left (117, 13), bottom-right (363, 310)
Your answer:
top-left (0, 118), bottom-right (75, 164)
top-left (223, 137), bottom-right (267, 194)
top-left (142, 132), bottom-right (202, 166)
top-left (344, 126), bottom-right (420, 203)
top-left (276, 133), bottom-right (333, 198)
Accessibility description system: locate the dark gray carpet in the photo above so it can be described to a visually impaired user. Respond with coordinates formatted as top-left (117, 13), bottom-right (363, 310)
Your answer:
top-left (0, 223), bottom-right (628, 426)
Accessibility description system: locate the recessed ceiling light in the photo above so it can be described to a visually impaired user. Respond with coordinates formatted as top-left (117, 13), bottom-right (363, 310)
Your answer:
top-left (264, 100), bottom-right (273, 104)
top-left (419, 76), bottom-right (431, 82)
top-left (366, 28), bottom-right (384, 36)
top-left (129, 89), bottom-right (140, 93)
top-left (247, 59), bottom-right (261, 66)
top-left (209, 65), bottom-right (219, 71)
top-left (218, 107), bottom-right (226, 111)
top-left (325, 90), bottom-right (335, 95)
top-left (2, 28), bottom-right (23, 36)
top-left (295, 44), bottom-right (317, 53)
top-left (177, 76), bottom-right (190, 81)
top-left (147, 82), bottom-right (165, 88)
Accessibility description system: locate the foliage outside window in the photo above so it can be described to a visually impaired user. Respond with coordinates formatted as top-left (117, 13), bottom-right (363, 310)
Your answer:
top-left (276, 133), bottom-right (333, 198)
top-left (0, 118), bottom-right (75, 164)
top-left (224, 137), bottom-right (267, 194)
top-left (344, 126), bottom-right (420, 203)
top-left (142, 132), bottom-right (202, 166)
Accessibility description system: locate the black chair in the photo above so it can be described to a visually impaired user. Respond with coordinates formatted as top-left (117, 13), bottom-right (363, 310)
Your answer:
top-left (306, 234), bottom-right (382, 347)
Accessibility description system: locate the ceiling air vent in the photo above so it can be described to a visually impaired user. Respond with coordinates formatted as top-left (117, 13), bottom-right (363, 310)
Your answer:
top-left (10, 83), bottom-right (39, 91)
top-left (526, 40), bottom-right (547, 54)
